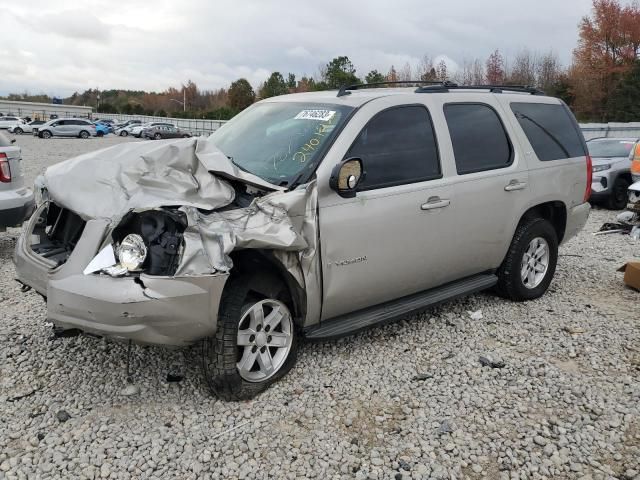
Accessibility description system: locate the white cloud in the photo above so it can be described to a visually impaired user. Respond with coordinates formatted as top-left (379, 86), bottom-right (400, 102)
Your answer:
top-left (0, 0), bottom-right (593, 96)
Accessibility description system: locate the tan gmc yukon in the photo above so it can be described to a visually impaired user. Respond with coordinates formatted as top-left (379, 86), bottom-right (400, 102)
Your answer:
top-left (14, 82), bottom-right (591, 400)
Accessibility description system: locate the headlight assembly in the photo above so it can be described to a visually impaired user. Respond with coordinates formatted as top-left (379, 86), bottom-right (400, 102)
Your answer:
top-left (592, 163), bottom-right (611, 173)
top-left (118, 234), bottom-right (147, 271)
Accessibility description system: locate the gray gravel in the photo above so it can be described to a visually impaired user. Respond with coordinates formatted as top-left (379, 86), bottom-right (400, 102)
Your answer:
top-left (1, 134), bottom-right (639, 479)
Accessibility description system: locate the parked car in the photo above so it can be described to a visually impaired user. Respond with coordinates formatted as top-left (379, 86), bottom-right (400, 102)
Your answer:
top-left (587, 137), bottom-right (638, 209)
top-left (0, 132), bottom-right (34, 231)
top-left (34, 118), bottom-right (97, 139)
top-left (0, 116), bottom-right (24, 130)
top-left (94, 123), bottom-right (111, 137)
top-left (9, 120), bottom-right (46, 135)
top-left (142, 125), bottom-right (191, 140)
top-left (95, 120), bottom-right (115, 134)
top-left (130, 122), bottom-right (174, 138)
top-left (13, 83), bottom-right (591, 400)
top-left (115, 120), bottom-right (142, 129)
top-left (115, 123), bottom-right (142, 136)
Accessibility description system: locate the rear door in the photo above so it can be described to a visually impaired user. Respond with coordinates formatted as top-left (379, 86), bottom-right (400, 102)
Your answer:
top-left (435, 97), bottom-right (531, 275)
top-left (52, 120), bottom-right (70, 136)
top-left (316, 97), bottom-right (460, 320)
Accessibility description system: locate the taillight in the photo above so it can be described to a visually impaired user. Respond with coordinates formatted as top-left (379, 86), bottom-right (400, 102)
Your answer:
top-left (0, 153), bottom-right (11, 183)
top-left (584, 155), bottom-right (592, 202)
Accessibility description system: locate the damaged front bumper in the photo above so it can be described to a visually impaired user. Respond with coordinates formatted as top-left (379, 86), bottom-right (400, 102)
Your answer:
top-left (14, 208), bottom-right (228, 347)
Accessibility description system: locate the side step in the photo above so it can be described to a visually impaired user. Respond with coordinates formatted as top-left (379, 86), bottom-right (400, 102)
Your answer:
top-left (304, 273), bottom-right (497, 340)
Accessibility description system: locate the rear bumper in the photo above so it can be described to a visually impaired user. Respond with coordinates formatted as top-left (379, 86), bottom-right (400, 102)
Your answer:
top-left (13, 210), bottom-right (229, 346)
top-left (562, 202), bottom-right (590, 244)
top-left (0, 189), bottom-right (35, 228)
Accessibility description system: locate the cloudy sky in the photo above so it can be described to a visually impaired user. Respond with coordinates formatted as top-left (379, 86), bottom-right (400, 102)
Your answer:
top-left (0, 0), bottom-right (593, 96)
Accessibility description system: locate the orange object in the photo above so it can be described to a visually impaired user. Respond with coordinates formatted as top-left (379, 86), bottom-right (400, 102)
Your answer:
top-left (631, 143), bottom-right (640, 175)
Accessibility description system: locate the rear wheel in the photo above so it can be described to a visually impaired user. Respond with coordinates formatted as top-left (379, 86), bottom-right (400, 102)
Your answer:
top-left (79, 130), bottom-right (90, 139)
top-left (154, 133), bottom-right (162, 140)
top-left (607, 177), bottom-right (630, 210)
top-left (202, 275), bottom-right (298, 401)
top-left (496, 217), bottom-right (558, 301)
top-left (40, 130), bottom-right (52, 139)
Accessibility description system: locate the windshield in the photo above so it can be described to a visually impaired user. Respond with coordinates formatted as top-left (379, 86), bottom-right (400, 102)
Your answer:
top-left (209, 102), bottom-right (354, 185)
top-left (587, 139), bottom-right (637, 158)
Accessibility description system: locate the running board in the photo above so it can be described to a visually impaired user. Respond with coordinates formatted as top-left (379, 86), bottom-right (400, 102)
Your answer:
top-left (304, 273), bottom-right (497, 340)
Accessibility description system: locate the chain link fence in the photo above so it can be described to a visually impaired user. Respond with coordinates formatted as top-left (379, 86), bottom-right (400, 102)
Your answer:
top-left (95, 113), bottom-right (227, 136)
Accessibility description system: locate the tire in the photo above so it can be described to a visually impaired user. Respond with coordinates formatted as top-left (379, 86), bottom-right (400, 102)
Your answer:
top-left (495, 217), bottom-right (558, 301)
top-left (120, 130), bottom-right (128, 137)
top-left (202, 274), bottom-right (298, 401)
top-left (96, 131), bottom-right (104, 137)
top-left (79, 130), bottom-right (90, 139)
top-left (182, 134), bottom-right (190, 138)
top-left (154, 133), bottom-right (162, 140)
top-left (14, 127), bottom-right (23, 135)
top-left (40, 130), bottom-right (52, 139)
top-left (607, 177), bottom-right (630, 210)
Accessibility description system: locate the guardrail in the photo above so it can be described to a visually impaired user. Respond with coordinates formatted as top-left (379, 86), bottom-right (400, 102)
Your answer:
top-left (580, 122), bottom-right (640, 140)
top-left (95, 113), bottom-right (227, 136)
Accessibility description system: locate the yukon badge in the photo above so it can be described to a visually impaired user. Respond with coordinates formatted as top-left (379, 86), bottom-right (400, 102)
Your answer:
top-left (333, 255), bottom-right (367, 267)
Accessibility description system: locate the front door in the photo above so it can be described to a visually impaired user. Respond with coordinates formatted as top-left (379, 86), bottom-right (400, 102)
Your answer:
top-left (317, 100), bottom-right (460, 320)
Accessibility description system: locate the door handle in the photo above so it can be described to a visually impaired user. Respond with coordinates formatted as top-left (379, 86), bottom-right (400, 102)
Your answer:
top-left (421, 197), bottom-right (450, 210)
top-left (504, 180), bottom-right (527, 191)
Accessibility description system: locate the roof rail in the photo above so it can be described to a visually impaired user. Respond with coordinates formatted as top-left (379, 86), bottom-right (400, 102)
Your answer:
top-left (336, 80), bottom-right (447, 97)
top-left (414, 83), bottom-right (545, 95)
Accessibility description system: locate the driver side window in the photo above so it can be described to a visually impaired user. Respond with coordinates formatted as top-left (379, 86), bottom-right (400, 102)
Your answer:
top-left (346, 105), bottom-right (441, 190)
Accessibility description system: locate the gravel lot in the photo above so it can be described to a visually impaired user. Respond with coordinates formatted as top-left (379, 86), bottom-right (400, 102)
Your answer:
top-left (1, 134), bottom-right (639, 480)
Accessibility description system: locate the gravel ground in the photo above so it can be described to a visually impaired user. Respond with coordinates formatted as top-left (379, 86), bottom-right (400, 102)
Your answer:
top-left (1, 134), bottom-right (639, 480)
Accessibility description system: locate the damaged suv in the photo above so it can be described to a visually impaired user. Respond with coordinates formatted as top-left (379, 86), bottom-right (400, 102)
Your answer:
top-left (14, 83), bottom-right (591, 400)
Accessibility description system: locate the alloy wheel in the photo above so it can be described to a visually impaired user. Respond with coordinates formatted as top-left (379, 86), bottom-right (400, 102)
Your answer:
top-left (521, 237), bottom-right (549, 289)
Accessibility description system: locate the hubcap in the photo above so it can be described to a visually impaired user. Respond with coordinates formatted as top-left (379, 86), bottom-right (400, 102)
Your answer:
top-left (521, 237), bottom-right (549, 289)
top-left (236, 299), bottom-right (293, 382)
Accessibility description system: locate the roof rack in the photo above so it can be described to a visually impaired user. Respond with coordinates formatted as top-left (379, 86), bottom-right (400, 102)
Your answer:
top-left (336, 81), bottom-right (545, 97)
top-left (336, 80), bottom-right (444, 97)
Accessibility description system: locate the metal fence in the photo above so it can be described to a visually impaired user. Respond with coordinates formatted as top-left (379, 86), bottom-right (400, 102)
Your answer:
top-left (95, 113), bottom-right (227, 136)
top-left (579, 122), bottom-right (640, 141)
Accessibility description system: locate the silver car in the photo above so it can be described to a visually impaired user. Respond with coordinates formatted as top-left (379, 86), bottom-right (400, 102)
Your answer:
top-left (14, 83), bottom-right (591, 400)
top-left (0, 132), bottom-right (35, 231)
top-left (34, 118), bottom-right (97, 139)
top-left (587, 137), bottom-right (638, 209)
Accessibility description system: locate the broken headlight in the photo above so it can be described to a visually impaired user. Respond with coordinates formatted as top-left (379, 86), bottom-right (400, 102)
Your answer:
top-left (118, 234), bottom-right (147, 271)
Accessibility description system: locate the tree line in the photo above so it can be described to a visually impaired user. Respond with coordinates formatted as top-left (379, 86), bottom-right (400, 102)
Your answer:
top-left (2, 0), bottom-right (639, 122)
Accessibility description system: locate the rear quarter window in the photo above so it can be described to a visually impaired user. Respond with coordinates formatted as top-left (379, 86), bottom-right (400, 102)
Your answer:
top-left (510, 103), bottom-right (586, 161)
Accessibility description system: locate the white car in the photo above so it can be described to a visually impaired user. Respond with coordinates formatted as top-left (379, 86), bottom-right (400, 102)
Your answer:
top-left (0, 116), bottom-right (25, 130)
top-left (116, 124), bottom-right (141, 137)
top-left (9, 120), bottom-right (46, 135)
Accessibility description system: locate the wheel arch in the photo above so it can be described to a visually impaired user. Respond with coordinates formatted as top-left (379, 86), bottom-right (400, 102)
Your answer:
top-left (228, 250), bottom-right (307, 327)
top-left (518, 201), bottom-right (567, 243)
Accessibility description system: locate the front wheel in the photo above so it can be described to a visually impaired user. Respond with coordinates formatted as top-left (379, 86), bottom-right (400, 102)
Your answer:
top-left (495, 217), bottom-right (558, 301)
top-left (14, 127), bottom-right (23, 135)
top-left (607, 177), bottom-right (630, 210)
top-left (154, 133), bottom-right (162, 140)
top-left (79, 130), bottom-right (90, 139)
top-left (120, 130), bottom-right (128, 137)
top-left (202, 276), bottom-right (298, 401)
top-left (40, 130), bottom-right (52, 139)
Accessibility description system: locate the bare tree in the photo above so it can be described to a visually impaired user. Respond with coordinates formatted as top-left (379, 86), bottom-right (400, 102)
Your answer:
top-left (508, 49), bottom-right (538, 85)
top-left (398, 62), bottom-right (412, 81)
top-left (536, 50), bottom-right (561, 91)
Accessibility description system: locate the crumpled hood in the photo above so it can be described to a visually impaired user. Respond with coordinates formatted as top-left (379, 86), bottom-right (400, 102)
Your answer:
top-left (43, 136), bottom-right (282, 221)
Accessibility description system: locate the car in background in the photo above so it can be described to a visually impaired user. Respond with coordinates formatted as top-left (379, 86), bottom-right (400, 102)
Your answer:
top-left (34, 118), bottom-right (97, 139)
top-left (9, 120), bottom-right (46, 135)
top-left (115, 124), bottom-right (139, 137)
top-left (95, 121), bottom-right (115, 134)
top-left (115, 119), bottom-right (142, 129)
top-left (0, 132), bottom-right (34, 231)
top-left (587, 137), bottom-right (638, 209)
top-left (0, 116), bottom-right (25, 130)
top-left (130, 122), bottom-right (174, 138)
top-left (142, 125), bottom-right (191, 140)
top-left (94, 123), bottom-right (111, 137)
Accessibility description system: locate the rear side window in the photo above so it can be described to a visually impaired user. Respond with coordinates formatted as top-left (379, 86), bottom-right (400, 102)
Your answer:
top-left (444, 103), bottom-right (513, 174)
top-left (347, 105), bottom-right (441, 189)
top-left (510, 103), bottom-right (586, 161)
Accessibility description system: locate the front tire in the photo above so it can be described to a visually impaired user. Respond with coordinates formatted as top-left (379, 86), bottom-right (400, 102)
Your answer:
top-left (607, 177), bottom-right (630, 210)
top-left (40, 130), bottom-right (52, 139)
top-left (496, 217), bottom-right (558, 301)
top-left (79, 130), bottom-right (90, 139)
top-left (120, 130), bottom-right (129, 136)
top-left (154, 133), bottom-right (162, 140)
top-left (14, 127), bottom-right (23, 134)
top-left (202, 275), bottom-right (298, 401)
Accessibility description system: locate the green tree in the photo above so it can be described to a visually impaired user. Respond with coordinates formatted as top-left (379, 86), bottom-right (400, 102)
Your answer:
top-left (606, 60), bottom-right (640, 121)
top-left (286, 73), bottom-right (297, 90)
top-left (260, 72), bottom-right (289, 98)
top-left (228, 78), bottom-right (256, 111)
top-left (323, 56), bottom-right (360, 88)
top-left (365, 70), bottom-right (385, 84)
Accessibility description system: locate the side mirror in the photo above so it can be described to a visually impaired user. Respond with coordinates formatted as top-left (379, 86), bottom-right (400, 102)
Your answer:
top-left (329, 157), bottom-right (365, 198)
